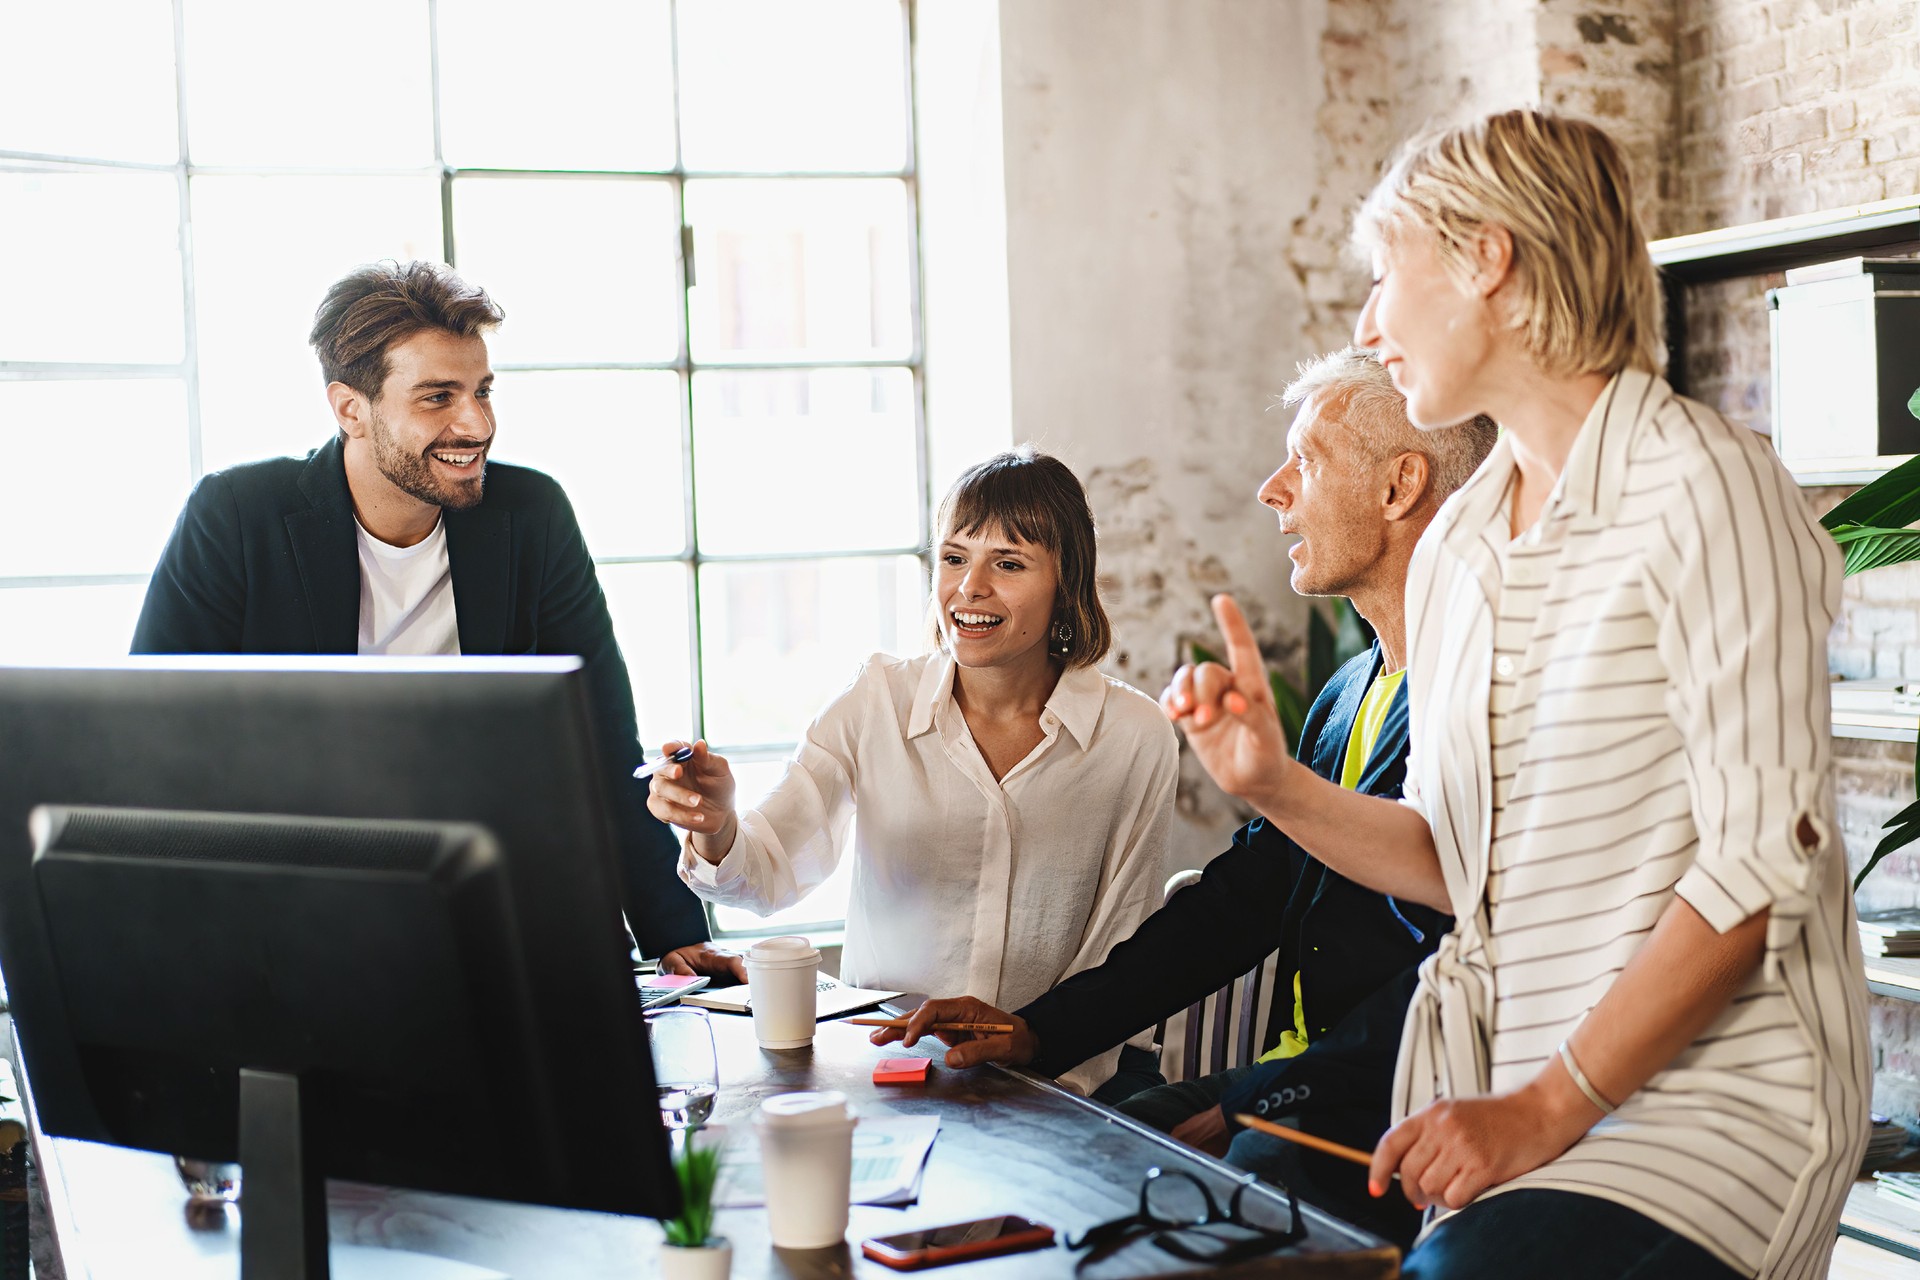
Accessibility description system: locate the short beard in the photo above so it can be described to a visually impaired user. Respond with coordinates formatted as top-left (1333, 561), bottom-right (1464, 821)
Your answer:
top-left (368, 405), bottom-right (486, 511)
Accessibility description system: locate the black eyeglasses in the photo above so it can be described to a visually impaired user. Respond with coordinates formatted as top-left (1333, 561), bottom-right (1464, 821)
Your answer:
top-left (1067, 1166), bottom-right (1306, 1265)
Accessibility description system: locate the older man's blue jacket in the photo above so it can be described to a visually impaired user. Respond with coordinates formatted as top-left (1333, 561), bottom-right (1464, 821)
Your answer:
top-left (1020, 643), bottom-right (1447, 1123)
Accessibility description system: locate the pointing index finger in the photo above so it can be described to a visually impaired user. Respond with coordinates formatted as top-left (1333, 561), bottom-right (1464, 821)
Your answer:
top-left (1210, 594), bottom-right (1264, 683)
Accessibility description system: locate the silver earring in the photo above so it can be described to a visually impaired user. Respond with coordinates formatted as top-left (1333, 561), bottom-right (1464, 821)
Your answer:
top-left (1051, 620), bottom-right (1074, 658)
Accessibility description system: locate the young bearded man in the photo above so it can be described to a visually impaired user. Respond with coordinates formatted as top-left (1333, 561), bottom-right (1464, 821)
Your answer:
top-left (876, 348), bottom-right (1498, 1244)
top-left (132, 260), bottom-right (740, 981)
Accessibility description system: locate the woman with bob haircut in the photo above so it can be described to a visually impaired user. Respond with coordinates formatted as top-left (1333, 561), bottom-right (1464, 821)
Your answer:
top-left (1165, 109), bottom-right (1867, 1278)
top-left (651, 448), bottom-right (1178, 1097)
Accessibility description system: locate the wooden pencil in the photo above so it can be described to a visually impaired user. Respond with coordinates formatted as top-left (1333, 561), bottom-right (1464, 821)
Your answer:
top-left (845, 1016), bottom-right (1015, 1033)
top-left (1232, 1113), bottom-right (1397, 1179)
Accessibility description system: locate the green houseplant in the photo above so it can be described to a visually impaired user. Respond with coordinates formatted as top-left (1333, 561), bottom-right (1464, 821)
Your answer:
top-left (1819, 387), bottom-right (1920, 889)
top-left (659, 1138), bottom-right (729, 1280)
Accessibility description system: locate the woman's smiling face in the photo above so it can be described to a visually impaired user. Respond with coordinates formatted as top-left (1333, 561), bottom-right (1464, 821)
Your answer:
top-left (934, 524), bottom-right (1061, 670)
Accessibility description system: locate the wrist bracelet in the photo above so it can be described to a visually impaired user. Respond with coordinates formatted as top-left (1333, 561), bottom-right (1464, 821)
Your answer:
top-left (1557, 1040), bottom-right (1617, 1116)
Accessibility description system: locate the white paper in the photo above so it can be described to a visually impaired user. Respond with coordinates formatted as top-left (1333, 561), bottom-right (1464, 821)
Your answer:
top-left (681, 971), bottom-right (901, 1020)
top-left (713, 1115), bottom-right (941, 1209)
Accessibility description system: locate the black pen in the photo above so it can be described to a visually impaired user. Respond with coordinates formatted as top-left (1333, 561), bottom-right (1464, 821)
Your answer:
top-left (633, 745), bottom-right (695, 780)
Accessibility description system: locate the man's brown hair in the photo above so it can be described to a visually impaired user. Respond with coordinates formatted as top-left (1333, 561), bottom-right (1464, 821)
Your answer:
top-left (934, 447), bottom-right (1113, 670)
top-left (309, 260), bottom-right (504, 400)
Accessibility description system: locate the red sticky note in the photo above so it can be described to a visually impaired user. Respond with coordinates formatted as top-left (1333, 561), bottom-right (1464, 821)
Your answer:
top-left (873, 1057), bottom-right (931, 1085)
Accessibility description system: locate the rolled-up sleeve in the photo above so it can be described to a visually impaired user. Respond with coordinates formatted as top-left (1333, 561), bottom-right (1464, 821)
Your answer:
top-left (1650, 423), bottom-right (1842, 940)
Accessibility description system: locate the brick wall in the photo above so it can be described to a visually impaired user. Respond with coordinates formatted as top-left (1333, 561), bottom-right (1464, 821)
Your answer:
top-left (1672, 0), bottom-right (1920, 233)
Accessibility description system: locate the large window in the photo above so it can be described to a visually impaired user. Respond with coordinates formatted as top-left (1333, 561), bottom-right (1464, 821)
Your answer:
top-left (0, 0), bottom-right (930, 936)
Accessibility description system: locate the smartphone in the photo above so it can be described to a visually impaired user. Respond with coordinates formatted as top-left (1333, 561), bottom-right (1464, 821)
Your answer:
top-left (861, 1216), bottom-right (1055, 1271)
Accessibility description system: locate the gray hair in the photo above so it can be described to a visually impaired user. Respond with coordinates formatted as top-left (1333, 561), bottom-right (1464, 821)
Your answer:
top-left (1279, 347), bottom-right (1498, 501)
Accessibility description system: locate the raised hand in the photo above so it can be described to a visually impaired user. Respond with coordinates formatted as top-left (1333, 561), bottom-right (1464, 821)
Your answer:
top-left (1160, 594), bottom-right (1296, 809)
top-left (645, 739), bottom-right (741, 862)
top-left (867, 996), bottom-right (1039, 1069)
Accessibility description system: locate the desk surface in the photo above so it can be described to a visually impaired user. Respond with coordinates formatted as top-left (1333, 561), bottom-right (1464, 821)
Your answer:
top-left (25, 1014), bottom-right (1398, 1279)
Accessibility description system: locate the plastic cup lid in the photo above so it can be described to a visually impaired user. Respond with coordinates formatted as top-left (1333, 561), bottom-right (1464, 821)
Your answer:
top-left (756, 1090), bottom-right (856, 1130)
top-left (746, 935), bottom-right (820, 965)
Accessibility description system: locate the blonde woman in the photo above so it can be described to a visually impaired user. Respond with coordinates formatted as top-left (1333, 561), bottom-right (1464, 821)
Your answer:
top-left (649, 449), bottom-right (1177, 1098)
top-left (1166, 111), bottom-right (1866, 1279)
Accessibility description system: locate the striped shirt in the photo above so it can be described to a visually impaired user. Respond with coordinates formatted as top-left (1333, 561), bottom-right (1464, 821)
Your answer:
top-left (1393, 368), bottom-right (1870, 1278)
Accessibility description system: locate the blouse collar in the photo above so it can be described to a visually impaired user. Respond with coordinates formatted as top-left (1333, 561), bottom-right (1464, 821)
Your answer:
top-left (907, 650), bottom-right (1108, 749)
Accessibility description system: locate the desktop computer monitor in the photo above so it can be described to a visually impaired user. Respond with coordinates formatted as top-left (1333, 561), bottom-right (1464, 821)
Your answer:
top-left (0, 657), bottom-right (678, 1277)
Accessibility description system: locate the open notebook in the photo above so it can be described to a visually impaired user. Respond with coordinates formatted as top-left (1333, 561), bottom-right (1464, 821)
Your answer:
top-left (682, 971), bottom-right (901, 1020)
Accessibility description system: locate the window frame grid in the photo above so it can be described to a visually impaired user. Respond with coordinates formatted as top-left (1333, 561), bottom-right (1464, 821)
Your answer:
top-left (0, 0), bottom-right (931, 937)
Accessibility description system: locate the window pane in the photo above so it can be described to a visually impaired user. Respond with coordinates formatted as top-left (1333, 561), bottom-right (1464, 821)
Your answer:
top-left (452, 177), bottom-right (681, 365)
top-left (182, 0), bottom-right (433, 167)
top-left (438, 0), bottom-right (676, 172)
top-left (709, 754), bottom-right (855, 936)
top-left (0, 583), bottom-right (151, 665)
top-left (0, 170), bottom-right (183, 364)
top-left (600, 561), bottom-right (695, 750)
top-left (490, 370), bottom-right (686, 559)
top-left (686, 179), bottom-right (912, 363)
top-left (191, 175), bottom-right (444, 473)
top-left (0, 1), bottom-right (177, 162)
top-left (0, 380), bottom-right (191, 577)
top-left (699, 555), bottom-right (923, 746)
top-left (677, 0), bottom-right (908, 173)
top-left (693, 368), bottom-right (918, 555)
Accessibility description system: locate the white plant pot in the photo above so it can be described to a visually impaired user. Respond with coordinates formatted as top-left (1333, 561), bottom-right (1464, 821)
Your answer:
top-left (660, 1238), bottom-right (732, 1280)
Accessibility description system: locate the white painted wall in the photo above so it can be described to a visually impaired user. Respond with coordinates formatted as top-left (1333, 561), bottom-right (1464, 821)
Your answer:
top-left (992, 0), bottom-right (1330, 868)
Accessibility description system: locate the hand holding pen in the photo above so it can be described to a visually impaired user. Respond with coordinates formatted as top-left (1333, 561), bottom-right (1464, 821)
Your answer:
top-left (642, 740), bottom-right (741, 864)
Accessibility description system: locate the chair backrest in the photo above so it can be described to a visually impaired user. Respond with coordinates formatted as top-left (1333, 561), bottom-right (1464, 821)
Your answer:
top-left (1152, 871), bottom-right (1275, 1082)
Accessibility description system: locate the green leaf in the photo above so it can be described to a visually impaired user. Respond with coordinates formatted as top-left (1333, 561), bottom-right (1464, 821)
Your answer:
top-left (1271, 670), bottom-right (1308, 758)
top-left (1854, 804), bottom-right (1920, 891)
top-left (1307, 607), bottom-right (1336, 696)
top-left (662, 1137), bottom-right (724, 1246)
top-left (1827, 524), bottom-right (1920, 576)
top-left (1909, 384), bottom-right (1920, 421)
top-left (1822, 452), bottom-right (1920, 533)
top-left (1332, 598), bottom-right (1376, 667)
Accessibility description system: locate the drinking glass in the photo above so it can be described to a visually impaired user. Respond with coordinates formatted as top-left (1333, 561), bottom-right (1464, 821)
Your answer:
top-left (647, 1005), bottom-right (719, 1132)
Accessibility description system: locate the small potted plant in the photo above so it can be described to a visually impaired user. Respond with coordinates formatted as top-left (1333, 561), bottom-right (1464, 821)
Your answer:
top-left (659, 1137), bottom-right (729, 1280)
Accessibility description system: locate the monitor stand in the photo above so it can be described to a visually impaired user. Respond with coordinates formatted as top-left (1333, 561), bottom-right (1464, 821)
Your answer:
top-left (238, 1069), bottom-right (509, 1280)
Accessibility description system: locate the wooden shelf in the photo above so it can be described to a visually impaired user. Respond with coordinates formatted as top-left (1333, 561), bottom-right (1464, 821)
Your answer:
top-left (1649, 196), bottom-right (1920, 283)
top-left (1843, 1171), bottom-right (1920, 1262)
top-left (1865, 956), bottom-right (1920, 1003)
top-left (1830, 683), bottom-right (1920, 744)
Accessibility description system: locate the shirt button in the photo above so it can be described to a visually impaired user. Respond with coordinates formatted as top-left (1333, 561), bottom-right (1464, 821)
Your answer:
top-left (1494, 656), bottom-right (1515, 678)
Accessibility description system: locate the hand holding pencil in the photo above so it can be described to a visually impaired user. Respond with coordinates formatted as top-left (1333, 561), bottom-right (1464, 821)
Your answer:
top-left (865, 995), bottom-right (1040, 1069)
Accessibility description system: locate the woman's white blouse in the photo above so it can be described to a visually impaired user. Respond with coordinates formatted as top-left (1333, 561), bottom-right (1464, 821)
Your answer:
top-left (679, 651), bottom-right (1179, 1094)
top-left (1396, 369), bottom-right (1870, 1278)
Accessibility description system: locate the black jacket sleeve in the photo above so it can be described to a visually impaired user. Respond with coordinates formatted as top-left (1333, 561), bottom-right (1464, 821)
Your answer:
top-left (537, 487), bottom-right (711, 956)
top-left (1019, 818), bottom-right (1306, 1076)
top-left (1216, 965), bottom-right (1420, 1130)
top-left (131, 472), bottom-right (248, 654)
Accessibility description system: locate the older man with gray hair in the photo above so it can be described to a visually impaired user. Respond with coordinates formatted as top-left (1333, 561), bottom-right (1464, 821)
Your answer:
top-left (874, 348), bottom-right (1497, 1246)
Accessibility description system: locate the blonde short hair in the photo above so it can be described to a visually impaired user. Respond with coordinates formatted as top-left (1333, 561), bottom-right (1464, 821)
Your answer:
top-left (1282, 348), bottom-right (1499, 501)
top-left (1354, 110), bottom-right (1664, 379)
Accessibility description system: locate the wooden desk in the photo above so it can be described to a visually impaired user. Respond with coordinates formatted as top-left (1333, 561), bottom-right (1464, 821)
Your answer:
top-left (22, 1015), bottom-right (1398, 1278)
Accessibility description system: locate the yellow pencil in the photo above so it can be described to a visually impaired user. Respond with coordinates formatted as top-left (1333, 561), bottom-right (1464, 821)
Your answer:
top-left (846, 1016), bottom-right (1015, 1033)
top-left (1232, 1113), bottom-right (1398, 1179)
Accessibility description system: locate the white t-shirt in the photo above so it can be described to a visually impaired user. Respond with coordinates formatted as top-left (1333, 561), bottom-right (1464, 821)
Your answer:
top-left (355, 516), bottom-right (461, 656)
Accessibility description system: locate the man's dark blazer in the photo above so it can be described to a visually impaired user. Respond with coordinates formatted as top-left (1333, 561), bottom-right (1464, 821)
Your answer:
top-left (131, 436), bottom-right (710, 954)
top-left (1019, 643), bottom-right (1447, 1110)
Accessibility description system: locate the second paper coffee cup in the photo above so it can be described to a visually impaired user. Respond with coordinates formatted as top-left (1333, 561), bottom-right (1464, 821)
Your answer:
top-left (744, 935), bottom-right (821, 1049)
top-left (757, 1090), bottom-right (857, 1249)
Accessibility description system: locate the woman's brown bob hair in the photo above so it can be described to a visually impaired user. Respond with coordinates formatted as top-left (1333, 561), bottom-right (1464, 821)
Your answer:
top-left (932, 448), bottom-right (1112, 670)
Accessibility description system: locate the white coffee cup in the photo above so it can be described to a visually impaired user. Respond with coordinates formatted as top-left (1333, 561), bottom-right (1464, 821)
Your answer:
top-left (744, 935), bottom-right (821, 1050)
top-left (756, 1090), bottom-right (857, 1248)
